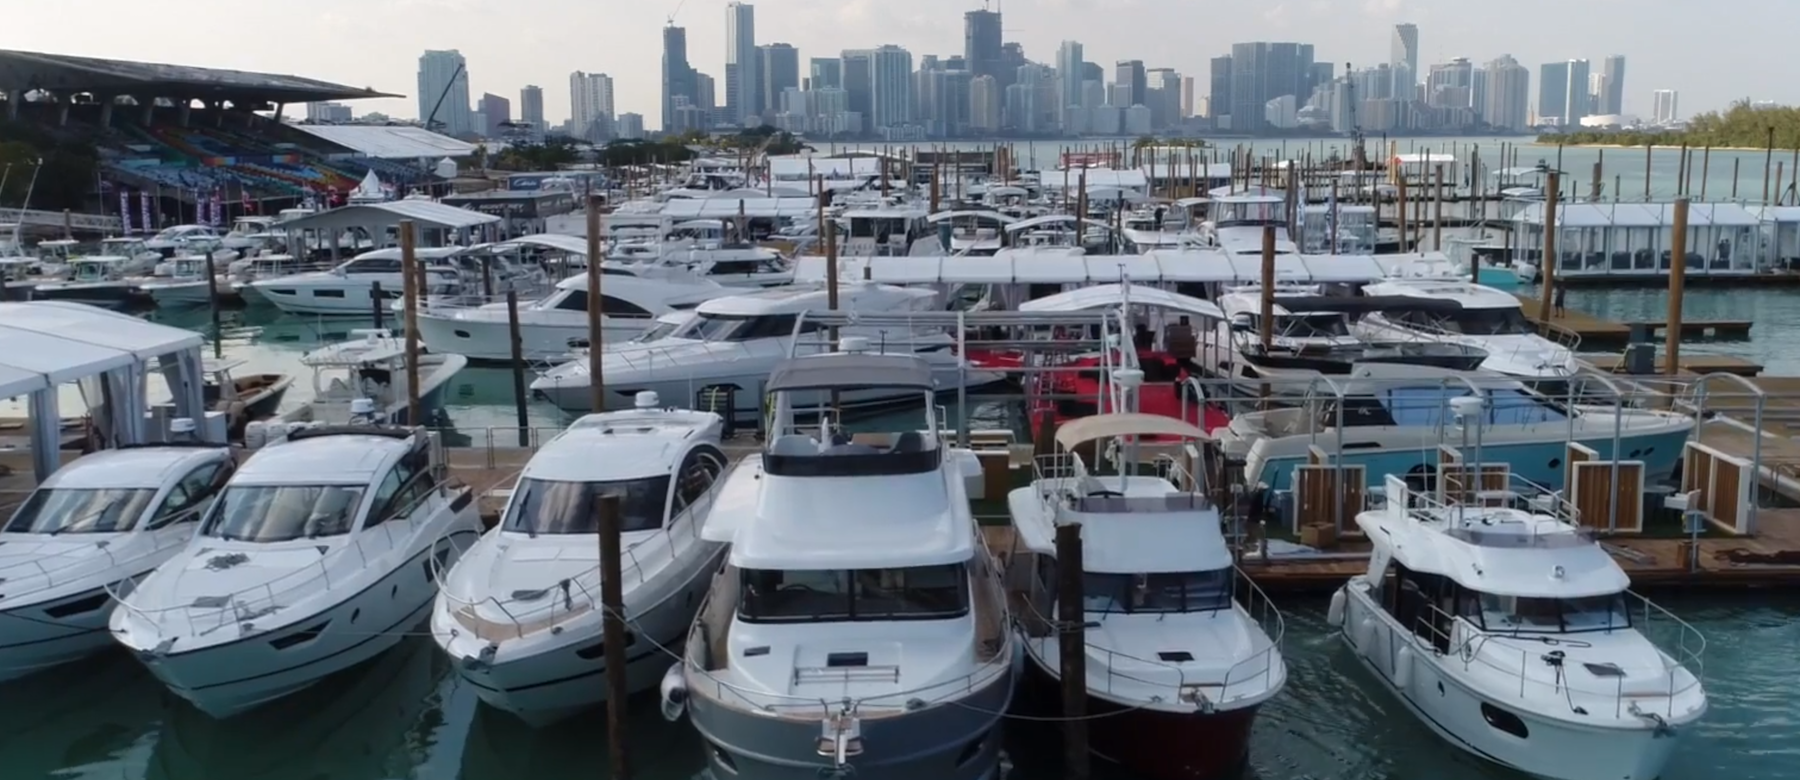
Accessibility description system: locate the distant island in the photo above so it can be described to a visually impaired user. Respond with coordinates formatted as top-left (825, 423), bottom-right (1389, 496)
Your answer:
top-left (1540, 101), bottom-right (1800, 150)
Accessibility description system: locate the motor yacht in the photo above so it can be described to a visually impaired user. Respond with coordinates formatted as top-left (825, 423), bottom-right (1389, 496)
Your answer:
top-left (1005, 412), bottom-right (1286, 780)
top-left (144, 224), bottom-right (225, 258)
top-left (530, 284), bottom-right (1004, 416)
top-left (138, 254), bottom-right (236, 307)
top-left (278, 329), bottom-right (467, 427)
top-left (109, 425), bottom-right (484, 719)
top-left (0, 442), bottom-right (234, 680)
top-left (1352, 279), bottom-right (1579, 382)
top-left (251, 247), bottom-right (467, 316)
top-left (662, 351), bottom-right (1013, 780)
top-left (431, 392), bottom-right (729, 726)
top-left (1212, 363), bottom-right (1694, 493)
top-left (31, 254), bottom-right (158, 309)
top-left (1329, 471), bottom-right (1706, 780)
top-left (413, 270), bottom-right (734, 363)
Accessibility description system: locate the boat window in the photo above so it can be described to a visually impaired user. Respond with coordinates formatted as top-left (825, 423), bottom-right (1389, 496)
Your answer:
top-left (1447, 307), bottom-right (1533, 335)
top-left (551, 290), bottom-right (654, 318)
top-left (147, 460), bottom-right (231, 529)
top-left (4, 488), bottom-right (157, 534)
top-left (1475, 592), bottom-right (1631, 634)
top-left (688, 313), bottom-right (824, 342)
top-left (1375, 387), bottom-right (1564, 427)
top-left (502, 475), bottom-right (672, 535)
top-left (737, 564), bottom-right (970, 623)
top-left (674, 448), bottom-right (728, 512)
top-left (1278, 313), bottom-right (1350, 338)
top-left (347, 256), bottom-right (403, 273)
top-left (632, 318), bottom-right (688, 343)
top-left (1079, 569), bottom-right (1233, 614)
top-left (201, 485), bottom-right (366, 542)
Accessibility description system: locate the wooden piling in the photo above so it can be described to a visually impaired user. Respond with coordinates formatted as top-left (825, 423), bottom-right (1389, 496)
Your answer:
top-left (1643, 145), bottom-right (1653, 201)
top-left (370, 281), bottom-right (385, 330)
top-left (598, 492), bottom-right (631, 780)
top-left (1328, 180), bottom-right (1339, 255)
top-left (398, 220), bottom-right (421, 426)
top-left (1537, 171), bottom-right (1561, 321)
top-left (1432, 164), bottom-right (1444, 251)
top-left (1054, 521), bottom-right (1090, 780)
top-left (1259, 226), bottom-right (1276, 351)
top-left (1666, 198), bottom-right (1690, 378)
top-left (586, 195), bottom-right (605, 412)
top-left (1396, 176), bottom-right (1409, 252)
top-left (206, 251), bottom-right (222, 359)
top-left (1733, 158), bottom-right (1742, 200)
top-left (1764, 127), bottom-right (1777, 205)
top-left (1075, 169), bottom-right (1089, 244)
top-left (506, 289), bottom-right (529, 447)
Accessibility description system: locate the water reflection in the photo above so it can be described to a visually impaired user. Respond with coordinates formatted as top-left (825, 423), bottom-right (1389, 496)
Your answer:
top-left (457, 692), bottom-right (707, 780)
top-left (0, 650), bottom-right (163, 779)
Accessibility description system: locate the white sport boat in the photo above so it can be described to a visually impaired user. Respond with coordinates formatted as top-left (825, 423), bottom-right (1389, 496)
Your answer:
top-left (1329, 472), bottom-right (1707, 780)
top-left (0, 443), bottom-right (234, 681)
top-left (251, 247), bottom-right (468, 316)
top-left (1352, 279), bottom-right (1579, 382)
top-left (530, 283), bottom-right (1004, 415)
top-left (138, 255), bottom-right (235, 307)
top-left (663, 352), bottom-right (1013, 780)
top-left (1005, 412), bottom-right (1286, 780)
top-left (30, 254), bottom-right (157, 309)
top-left (109, 425), bottom-right (485, 719)
top-left (278, 329), bottom-right (468, 427)
top-left (412, 270), bottom-right (734, 362)
top-left (431, 392), bottom-right (729, 726)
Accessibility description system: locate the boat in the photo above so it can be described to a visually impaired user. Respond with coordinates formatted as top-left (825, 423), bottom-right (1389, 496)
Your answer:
top-left (250, 247), bottom-right (469, 316)
top-left (138, 255), bottom-right (236, 307)
top-left (530, 284), bottom-right (1005, 416)
top-left (30, 254), bottom-right (157, 309)
top-left (663, 351), bottom-right (1014, 780)
top-left (1211, 363), bottom-right (1695, 492)
top-left (412, 270), bottom-right (733, 362)
top-left (278, 329), bottom-right (467, 427)
top-left (0, 441), bottom-right (235, 680)
top-left (144, 224), bottom-right (225, 258)
top-left (1005, 412), bottom-right (1286, 780)
top-left (431, 391), bottom-right (729, 726)
top-left (1351, 279), bottom-right (1580, 383)
top-left (108, 425), bottom-right (485, 719)
top-left (203, 359), bottom-right (293, 437)
top-left (1328, 470), bottom-right (1707, 780)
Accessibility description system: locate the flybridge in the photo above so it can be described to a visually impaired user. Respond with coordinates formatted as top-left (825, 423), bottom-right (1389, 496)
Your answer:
top-left (791, 247), bottom-right (1396, 286)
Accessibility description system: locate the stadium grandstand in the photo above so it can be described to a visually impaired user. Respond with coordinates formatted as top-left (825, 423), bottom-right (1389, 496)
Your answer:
top-left (0, 49), bottom-right (474, 229)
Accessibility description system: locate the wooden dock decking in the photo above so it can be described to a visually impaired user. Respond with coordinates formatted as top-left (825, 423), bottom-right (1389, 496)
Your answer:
top-left (1512, 293), bottom-right (1754, 346)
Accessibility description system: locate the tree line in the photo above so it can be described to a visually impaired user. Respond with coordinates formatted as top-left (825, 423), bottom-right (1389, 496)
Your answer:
top-left (1542, 100), bottom-right (1800, 149)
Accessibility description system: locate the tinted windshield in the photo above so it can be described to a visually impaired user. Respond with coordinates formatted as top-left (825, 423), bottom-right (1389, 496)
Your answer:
top-left (502, 476), bottom-right (670, 535)
top-left (1279, 313), bottom-right (1349, 338)
top-left (4, 488), bottom-right (156, 534)
top-left (202, 485), bottom-right (365, 542)
top-left (738, 564), bottom-right (969, 623)
top-left (633, 319), bottom-right (689, 343)
top-left (1449, 307), bottom-right (1533, 335)
top-left (1083, 569), bottom-right (1233, 614)
top-left (1477, 592), bottom-right (1631, 634)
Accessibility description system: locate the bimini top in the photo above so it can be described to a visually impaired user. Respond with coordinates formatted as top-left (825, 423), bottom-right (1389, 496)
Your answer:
top-left (1055, 413), bottom-right (1208, 451)
top-left (764, 353), bottom-right (935, 393)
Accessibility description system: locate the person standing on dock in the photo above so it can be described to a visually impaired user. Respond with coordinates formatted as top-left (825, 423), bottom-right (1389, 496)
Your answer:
top-left (1553, 279), bottom-right (1567, 318)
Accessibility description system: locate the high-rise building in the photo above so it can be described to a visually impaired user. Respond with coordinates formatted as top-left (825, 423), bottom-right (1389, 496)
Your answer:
top-left (1055, 41), bottom-right (1084, 112)
top-left (1147, 67), bottom-right (1180, 129)
top-left (725, 2), bottom-right (759, 124)
top-left (1482, 55), bottom-right (1529, 131)
top-left (1562, 59), bottom-right (1592, 123)
top-left (306, 102), bottom-right (352, 122)
top-left (519, 85), bottom-right (544, 135)
top-left (478, 93), bottom-right (510, 137)
top-left (970, 74), bottom-right (1001, 134)
top-left (1600, 55), bottom-right (1627, 115)
top-left (809, 58), bottom-right (841, 90)
top-left (1226, 42), bottom-right (1314, 132)
top-left (1114, 60), bottom-right (1146, 107)
top-left (616, 112), bottom-right (645, 140)
top-left (1390, 23), bottom-right (1419, 98)
top-left (662, 25), bottom-right (695, 131)
top-left (1209, 55), bottom-right (1233, 120)
top-left (693, 71), bottom-right (716, 111)
top-left (569, 71), bottom-right (615, 141)
top-left (964, 10), bottom-right (1003, 83)
top-left (1426, 58), bottom-right (1474, 109)
top-left (840, 49), bottom-right (874, 133)
top-left (1653, 89), bottom-right (1680, 125)
top-left (416, 50), bottom-right (473, 136)
top-left (869, 44), bottom-right (913, 131)
top-left (759, 43), bottom-right (800, 122)
top-left (1538, 61), bottom-right (1569, 124)
top-left (1181, 76), bottom-right (1195, 119)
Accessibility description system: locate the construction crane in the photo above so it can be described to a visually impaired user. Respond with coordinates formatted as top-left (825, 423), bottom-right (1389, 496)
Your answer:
top-left (666, 0), bottom-right (687, 26)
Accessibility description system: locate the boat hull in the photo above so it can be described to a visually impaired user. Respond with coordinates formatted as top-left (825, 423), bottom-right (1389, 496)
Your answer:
top-left (414, 313), bottom-right (641, 362)
top-left (687, 662), bottom-right (1013, 780)
top-left (255, 282), bottom-right (390, 316)
top-left (30, 283), bottom-right (137, 310)
top-left (0, 586), bottom-right (119, 682)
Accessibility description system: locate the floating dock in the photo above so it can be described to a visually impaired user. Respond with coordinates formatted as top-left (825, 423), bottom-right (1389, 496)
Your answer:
top-left (1581, 352), bottom-right (1764, 377)
top-left (1513, 292), bottom-right (1754, 347)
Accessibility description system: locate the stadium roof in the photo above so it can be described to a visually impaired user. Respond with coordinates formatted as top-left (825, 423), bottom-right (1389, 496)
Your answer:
top-left (289, 124), bottom-right (475, 160)
top-left (0, 50), bottom-right (397, 104)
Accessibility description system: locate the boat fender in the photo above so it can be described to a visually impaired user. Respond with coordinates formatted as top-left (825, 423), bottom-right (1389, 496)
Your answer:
top-left (244, 421), bottom-right (267, 450)
top-left (1353, 615), bottom-right (1375, 650)
top-left (1393, 645), bottom-right (1413, 690)
top-left (660, 664), bottom-right (688, 722)
top-left (1327, 589), bottom-right (1346, 628)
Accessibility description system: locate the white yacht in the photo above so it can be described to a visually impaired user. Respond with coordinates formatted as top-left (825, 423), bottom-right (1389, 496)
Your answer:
top-left (278, 330), bottom-right (468, 427)
top-left (0, 442), bottom-right (234, 681)
top-left (1005, 412), bottom-right (1286, 780)
top-left (412, 270), bottom-right (733, 362)
top-left (31, 254), bottom-right (158, 308)
top-left (138, 255), bottom-right (233, 307)
top-left (1329, 472), bottom-right (1707, 780)
top-left (109, 426), bottom-right (485, 719)
top-left (663, 352), bottom-right (1013, 780)
top-left (144, 224), bottom-right (225, 258)
top-left (530, 284), bottom-right (1004, 415)
top-left (251, 247), bottom-right (466, 316)
top-left (1352, 279), bottom-right (1579, 381)
top-left (431, 392), bottom-right (729, 726)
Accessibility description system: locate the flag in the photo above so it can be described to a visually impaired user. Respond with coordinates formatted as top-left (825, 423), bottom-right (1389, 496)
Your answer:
top-left (240, 187), bottom-right (251, 213)
top-left (119, 190), bottom-right (133, 235)
top-left (138, 191), bottom-right (152, 234)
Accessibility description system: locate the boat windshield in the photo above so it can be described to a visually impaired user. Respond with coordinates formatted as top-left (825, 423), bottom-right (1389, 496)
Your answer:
top-left (683, 313), bottom-right (824, 343)
top-left (1446, 307), bottom-right (1534, 335)
top-left (502, 476), bottom-right (670, 535)
top-left (1082, 569), bottom-right (1233, 614)
top-left (1475, 592), bottom-right (1631, 634)
top-left (738, 564), bottom-right (970, 623)
top-left (4, 488), bottom-right (156, 534)
top-left (1278, 313), bottom-right (1350, 338)
top-left (201, 485), bottom-right (366, 542)
top-left (633, 318), bottom-right (689, 343)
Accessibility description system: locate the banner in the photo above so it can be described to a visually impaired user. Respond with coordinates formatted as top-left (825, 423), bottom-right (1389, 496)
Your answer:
top-left (119, 190), bottom-right (133, 235)
top-left (138, 191), bottom-right (152, 233)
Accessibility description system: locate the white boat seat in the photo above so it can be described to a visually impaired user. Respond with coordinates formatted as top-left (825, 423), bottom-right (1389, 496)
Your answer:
top-left (769, 434), bottom-right (819, 457)
top-left (1664, 490), bottom-right (1699, 512)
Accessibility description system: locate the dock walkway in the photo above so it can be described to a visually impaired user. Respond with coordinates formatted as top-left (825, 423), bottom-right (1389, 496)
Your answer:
top-left (1513, 293), bottom-right (1753, 347)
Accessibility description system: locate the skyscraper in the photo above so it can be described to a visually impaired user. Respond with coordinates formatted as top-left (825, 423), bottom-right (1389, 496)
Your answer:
top-left (725, 3), bottom-right (759, 124)
top-left (964, 10), bottom-right (1003, 82)
top-left (1482, 55), bottom-right (1530, 132)
top-left (1563, 59), bottom-right (1592, 123)
top-left (810, 58), bottom-right (841, 90)
top-left (759, 43), bottom-right (799, 122)
top-left (478, 93), bottom-right (510, 137)
top-left (662, 25), bottom-right (695, 131)
top-left (1209, 55), bottom-right (1233, 121)
top-left (841, 49), bottom-right (875, 133)
top-left (570, 71), bottom-right (615, 141)
top-left (1538, 61), bottom-right (1569, 124)
top-left (1114, 60), bottom-right (1146, 107)
top-left (1601, 55), bottom-right (1627, 115)
top-left (1055, 41), bottom-right (1084, 112)
top-left (970, 74), bottom-right (1001, 133)
top-left (519, 85), bottom-right (544, 135)
top-left (1426, 58), bottom-right (1474, 109)
top-left (1227, 42), bottom-right (1313, 132)
top-left (868, 44), bottom-right (913, 131)
top-left (416, 50), bottom-right (472, 136)
top-left (1390, 23), bottom-right (1419, 98)
top-left (1652, 90), bottom-right (1679, 125)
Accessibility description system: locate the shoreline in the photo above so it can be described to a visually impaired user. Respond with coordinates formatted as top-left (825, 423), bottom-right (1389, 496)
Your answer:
top-left (1540, 141), bottom-right (1796, 153)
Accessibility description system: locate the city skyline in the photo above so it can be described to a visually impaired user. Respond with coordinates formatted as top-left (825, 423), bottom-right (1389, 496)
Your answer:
top-left (9, 0), bottom-right (1794, 128)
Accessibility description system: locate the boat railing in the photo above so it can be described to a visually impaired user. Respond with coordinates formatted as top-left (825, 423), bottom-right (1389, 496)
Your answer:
top-left (1385, 472), bottom-right (1590, 544)
top-left (1218, 565), bottom-right (1286, 703)
top-left (1401, 598), bottom-right (1704, 721)
top-left (28, 531), bottom-right (188, 599)
top-left (1379, 316), bottom-right (1580, 365)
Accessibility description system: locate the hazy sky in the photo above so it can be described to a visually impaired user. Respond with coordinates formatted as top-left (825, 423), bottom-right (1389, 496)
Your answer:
top-left (5, 0), bottom-right (1794, 129)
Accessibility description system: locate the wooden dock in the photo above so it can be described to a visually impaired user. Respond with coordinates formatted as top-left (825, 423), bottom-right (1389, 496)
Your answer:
top-left (1581, 352), bottom-right (1764, 377)
top-left (1512, 293), bottom-right (1753, 347)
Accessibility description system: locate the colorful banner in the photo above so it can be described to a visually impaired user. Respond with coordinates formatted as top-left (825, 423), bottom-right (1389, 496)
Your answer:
top-left (119, 190), bottom-right (133, 235)
top-left (141, 191), bottom-right (153, 231)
